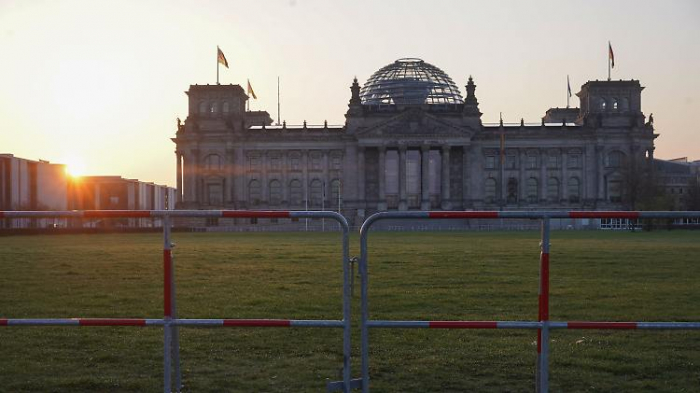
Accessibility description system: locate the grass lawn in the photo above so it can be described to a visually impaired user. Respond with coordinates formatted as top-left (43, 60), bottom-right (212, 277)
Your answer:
top-left (1, 230), bottom-right (699, 392)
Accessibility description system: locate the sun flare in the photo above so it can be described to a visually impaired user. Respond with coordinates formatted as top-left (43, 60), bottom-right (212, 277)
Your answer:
top-left (64, 158), bottom-right (87, 178)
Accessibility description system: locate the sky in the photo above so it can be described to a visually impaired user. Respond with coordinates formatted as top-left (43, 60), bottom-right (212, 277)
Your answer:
top-left (1, 0), bottom-right (699, 186)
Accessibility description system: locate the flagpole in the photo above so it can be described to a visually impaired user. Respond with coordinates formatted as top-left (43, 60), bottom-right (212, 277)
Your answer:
top-left (608, 41), bottom-right (611, 82)
top-left (216, 47), bottom-right (220, 85)
top-left (566, 75), bottom-right (570, 108)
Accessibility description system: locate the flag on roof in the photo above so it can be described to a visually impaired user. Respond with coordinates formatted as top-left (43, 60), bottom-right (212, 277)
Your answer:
top-left (608, 42), bottom-right (615, 68)
top-left (217, 46), bottom-right (229, 68)
top-left (247, 79), bottom-right (257, 99)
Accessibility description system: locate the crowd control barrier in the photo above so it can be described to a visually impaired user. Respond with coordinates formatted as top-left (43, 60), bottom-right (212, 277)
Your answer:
top-left (358, 211), bottom-right (700, 393)
top-left (0, 210), bottom-right (357, 393)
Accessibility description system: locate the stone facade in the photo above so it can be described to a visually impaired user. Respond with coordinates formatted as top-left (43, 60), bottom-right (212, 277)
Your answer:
top-left (172, 60), bottom-right (657, 227)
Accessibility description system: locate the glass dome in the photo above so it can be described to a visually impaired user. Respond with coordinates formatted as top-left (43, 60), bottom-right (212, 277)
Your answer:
top-left (360, 58), bottom-right (463, 106)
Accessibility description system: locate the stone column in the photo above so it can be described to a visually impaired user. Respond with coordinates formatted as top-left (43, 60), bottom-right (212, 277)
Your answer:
top-left (519, 149), bottom-right (526, 204)
top-left (441, 145), bottom-right (451, 210)
top-left (302, 149), bottom-right (309, 208)
top-left (398, 145), bottom-right (407, 210)
top-left (235, 147), bottom-right (245, 208)
top-left (323, 150), bottom-right (330, 207)
top-left (357, 147), bottom-right (365, 205)
top-left (378, 146), bottom-right (387, 210)
top-left (421, 145), bottom-right (430, 210)
top-left (261, 151), bottom-right (269, 205)
top-left (539, 149), bottom-right (546, 203)
top-left (225, 148), bottom-right (235, 205)
top-left (282, 151), bottom-right (289, 206)
top-left (597, 145), bottom-right (605, 201)
top-left (192, 149), bottom-right (201, 204)
top-left (462, 147), bottom-right (470, 208)
top-left (562, 150), bottom-right (568, 204)
top-left (175, 151), bottom-right (183, 204)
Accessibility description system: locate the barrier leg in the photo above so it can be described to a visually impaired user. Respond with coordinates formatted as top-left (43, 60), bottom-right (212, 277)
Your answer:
top-left (536, 218), bottom-right (551, 393)
top-left (163, 217), bottom-right (174, 393)
top-left (170, 247), bottom-right (183, 392)
top-left (342, 228), bottom-right (352, 392)
top-left (360, 230), bottom-right (370, 393)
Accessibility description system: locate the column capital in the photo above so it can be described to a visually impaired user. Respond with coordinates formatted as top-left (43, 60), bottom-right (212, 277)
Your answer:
top-left (377, 145), bottom-right (387, 153)
top-left (398, 144), bottom-right (408, 153)
top-left (421, 144), bottom-right (430, 152)
top-left (442, 145), bottom-right (451, 154)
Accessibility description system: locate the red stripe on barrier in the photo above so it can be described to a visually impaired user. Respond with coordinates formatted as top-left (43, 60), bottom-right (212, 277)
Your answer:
top-left (83, 210), bottom-right (152, 218)
top-left (223, 319), bottom-right (291, 327)
top-left (221, 211), bottom-right (291, 218)
top-left (539, 252), bottom-right (550, 321)
top-left (428, 211), bottom-right (500, 219)
top-left (429, 321), bottom-right (498, 329)
top-left (568, 322), bottom-right (637, 329)
top-left (164, 249), bottom-right (172, 318)
top-left (78, 319), bottom-right (146, 326)
top-left (568, 211), bottom-right (640, 219)
top-left (0, 319), bottom-right (7, 326)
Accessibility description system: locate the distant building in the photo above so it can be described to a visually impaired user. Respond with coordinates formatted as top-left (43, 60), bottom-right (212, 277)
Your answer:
top-left (0, 154), bottom-right (68, 211)
top-left (173, 58), bottom-right (658, 227)
top-left (0, 154), bottom-right (176, 229)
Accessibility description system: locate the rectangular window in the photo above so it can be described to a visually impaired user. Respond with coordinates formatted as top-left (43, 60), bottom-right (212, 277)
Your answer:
top-left (331, 155), bottom-right (342, 170)
top-left (547, 153), bottom-right (559, 169)
top-left (485, 155), bottom-right (496, 169)
top-left (290, 155), bottom-right (301, 171)
top-left (527, 155), bottom-right (538, 169)
top-left (568, 154), bottom-right (581, 168)
top-left (506, 154), bottom-right (517, 169)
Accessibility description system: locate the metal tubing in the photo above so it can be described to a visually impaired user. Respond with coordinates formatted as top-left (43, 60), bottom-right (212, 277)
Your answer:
top-left (537, 217), bottom-right (551, 393)
top-left (163, 218), bottom-right (173, 393)
top-left (3, 209), bottom-right (700, 220)
top-left (340, 214), bottom-right (352, 392)
top-left (166, 217), bottom-right (183, 393)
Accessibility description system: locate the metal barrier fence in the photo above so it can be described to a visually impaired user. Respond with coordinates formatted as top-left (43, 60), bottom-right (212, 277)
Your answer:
top-left (358, 211), bottom-right (700, 393)
top-left (0, 210), bottom-right (355, 393)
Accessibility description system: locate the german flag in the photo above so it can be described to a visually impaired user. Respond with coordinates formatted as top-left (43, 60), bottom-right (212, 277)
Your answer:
top-left (217, 46), bottom-right (229, 68)
top-left (608, 41), bottom-right (615, 68)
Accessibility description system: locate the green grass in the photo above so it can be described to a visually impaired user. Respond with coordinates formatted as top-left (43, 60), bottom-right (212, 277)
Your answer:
top-left (1, 230), bottom-right (699, 392)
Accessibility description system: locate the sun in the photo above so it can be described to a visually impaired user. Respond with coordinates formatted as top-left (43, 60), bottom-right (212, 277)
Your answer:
top-left (64, 157), bottom-right (87, 178)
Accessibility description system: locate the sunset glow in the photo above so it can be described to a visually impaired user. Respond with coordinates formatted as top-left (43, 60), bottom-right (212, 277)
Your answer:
top-left (0, 0), bottom-right (698, 186)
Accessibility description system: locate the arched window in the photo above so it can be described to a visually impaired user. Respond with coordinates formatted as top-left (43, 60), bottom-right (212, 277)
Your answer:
top-left (620, 98), bottom-right (630, 112)
top-left (608, 151), bottom-right (625, 168)
top-left (269, 180), bottom-right (282, 206)
top-left (289, 179), bottom-right (302, 206)
top-left (309, 179), bottom-right (323, 208)
top-left (612, 98), bottom-right (619, 111)
top-left (527, 178), bottom-right (539, 203)
top-left (507, 177), bottom-right (518, 204)
top-left (204, 154), bottom-right (222, 171)
top-left (199, 101), bottom-right (207, 114)
top-left (222, 101), bottom-right (230, 113)
top-left (209, 102), bottom-right (218, 114)
top-left (484, 178), bottom-right (497, 204)
top-left (547, 177), bottom-right (560, 203)
top-left (600, 99), bottom-right (607, 111)
top-left (248, 179), bottom-right (262, 206)
top-left (568, 177), bottom-right (581, 203)
top-left (330, 179), bottom-right (341, 207)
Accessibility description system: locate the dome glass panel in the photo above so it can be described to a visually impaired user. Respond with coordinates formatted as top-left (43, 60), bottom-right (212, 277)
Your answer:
top-left (360, 58), bottom-right (463, 106)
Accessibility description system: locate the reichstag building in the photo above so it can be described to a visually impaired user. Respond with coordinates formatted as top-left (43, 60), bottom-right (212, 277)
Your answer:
top-left (172, 58), bottom-right (656, 226)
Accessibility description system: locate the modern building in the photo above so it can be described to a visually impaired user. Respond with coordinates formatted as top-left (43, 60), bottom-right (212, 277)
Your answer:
top-left (1, 154), bottom-right (176, 229)
top-left (173, 58), bottom-right (659, 227)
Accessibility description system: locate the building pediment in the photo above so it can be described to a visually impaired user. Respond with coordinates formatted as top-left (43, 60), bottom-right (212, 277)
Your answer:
top-left (355, 109), bottom-right (473, 139)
